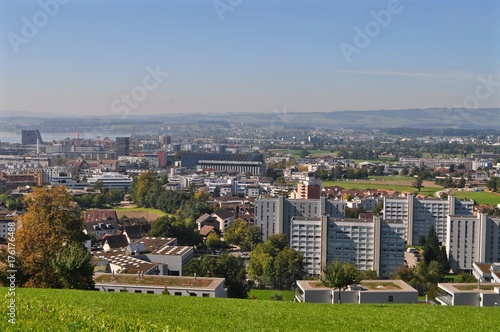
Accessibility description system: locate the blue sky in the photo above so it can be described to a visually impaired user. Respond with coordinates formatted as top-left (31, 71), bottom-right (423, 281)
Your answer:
top-left (0, 0), bottom-right (499, 117)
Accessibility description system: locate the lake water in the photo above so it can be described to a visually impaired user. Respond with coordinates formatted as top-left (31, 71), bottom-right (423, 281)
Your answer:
top-left (0, 131), bottom-right (129, 143)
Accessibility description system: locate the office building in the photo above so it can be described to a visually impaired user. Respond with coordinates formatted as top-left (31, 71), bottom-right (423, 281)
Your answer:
top-left (21, 129), bottom-right (43, 145)
top-left (116, 137), bottom-right (130, 157)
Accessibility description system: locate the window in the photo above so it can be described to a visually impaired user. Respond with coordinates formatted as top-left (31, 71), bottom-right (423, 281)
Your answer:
top-left (107, 289), bottom-right (115, 292)
top-left (202, 293), bottom-right (210, 297)
top-left (147, 291), bottom-right (154, 294)
top-left (135, 290), bottom-right (142, 293)
top-left (174, 292), bottom-right (182, 296)
top-left (388, 296), bottom-right (394, 302)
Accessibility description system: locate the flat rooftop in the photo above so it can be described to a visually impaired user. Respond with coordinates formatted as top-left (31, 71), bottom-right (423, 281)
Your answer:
top-left (150, 245), bottom-right (193, 256)
top-left (93, 250), bottom-right (155, 274)
top-left (135, 237), bottom-right (177, 251)
top-left (438, 283), bottom-right (500, 294)
top-left (473, 262), bottom-right (492, 274)
top-left (94, 273), bottom-right (224, 290)
top-left (298, 279), bottom-right (416, 292)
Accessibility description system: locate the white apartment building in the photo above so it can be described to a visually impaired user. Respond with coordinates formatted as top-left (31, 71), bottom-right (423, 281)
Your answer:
top-left (446, 214), bottom-right (500, 272)
top-left (289, 215), bottom-right (405, 277)
top-left (290, 216), bottom-right (326, 275)
top-left (87, 172), bottom-right (133, 190)
top-left (255, 196), bottom-right (346, 242)
top-left (383, 195), bottom-right (473, 245)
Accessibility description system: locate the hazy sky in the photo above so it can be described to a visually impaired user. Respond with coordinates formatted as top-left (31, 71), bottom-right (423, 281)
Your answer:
top-left (0, 0), bottom-right (499, 117)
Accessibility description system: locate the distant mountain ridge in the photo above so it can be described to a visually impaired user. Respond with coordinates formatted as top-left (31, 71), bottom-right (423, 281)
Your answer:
top-left (0, 108), bottom-right (498, 130)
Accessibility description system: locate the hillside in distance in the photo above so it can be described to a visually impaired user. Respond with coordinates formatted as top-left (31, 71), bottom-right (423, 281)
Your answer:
top-left (0, 108), bottom-right (499, 131)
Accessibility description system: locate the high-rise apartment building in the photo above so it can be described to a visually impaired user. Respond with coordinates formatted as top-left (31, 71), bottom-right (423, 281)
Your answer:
top-left (254, 196), bottom-right (346, 242)
top-left (446, 214), bottom-right (500, 272)
top-left (383, 195), bottom-right (473, 245)
top-left (289, 215), bottom-right (406, 277)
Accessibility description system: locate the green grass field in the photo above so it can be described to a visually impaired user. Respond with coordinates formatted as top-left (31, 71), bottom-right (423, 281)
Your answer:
top-left (113, 206), bottom-right (166, 222)
top-left (322, 180), bottom-right (441, 197)
top-left (248, 289), bottom-right (295, 301)
top-left (452, 191), bottom-right (500, 205)
top-left (269, 149), bottom-right (335, 159)
top-left (113, 206), bottom-right (165, 215)
top-left (1, 287), bottom-right (499, 331)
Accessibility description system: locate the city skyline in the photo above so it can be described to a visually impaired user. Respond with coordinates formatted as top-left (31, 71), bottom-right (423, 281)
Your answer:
top-left (0, 0), bottom-right (499, 116)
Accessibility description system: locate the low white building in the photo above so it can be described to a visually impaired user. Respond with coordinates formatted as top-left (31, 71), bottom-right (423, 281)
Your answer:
top-left (295, 279), bottom-right (418, 304)
top-left (94, 273), bottom-right (227, 298)
top-left (437, 282), bottom-right (500, 306)
top-left (87, 172), bottom-right (133, 190)
top-left (473, 262), bottom-right (500, 283)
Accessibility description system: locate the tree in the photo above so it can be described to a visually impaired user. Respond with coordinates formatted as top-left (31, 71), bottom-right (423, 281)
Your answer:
top-left (92, 193), bottom-right (106, 208)
top-left (487, 176), bottom-right (499, 192)
top-left (321, 261), bottom-right (360, 304)
top-left (454, 273), bottom-right (477, 283)
top-left (184, 254), bottom-right (248, 298)
top-left (194, 188), bottom-right (209, 202)
top-left (50, 243), bottom-right (94, 289)
top-left (241, 225), bottom-right (262, 251)
top-left (423, 226), bottom-right (440, 264)
top-left (273, 248), bottom-right (305, 290)
top-left (212, 186), bottom-right (221, 198)
top-left (224, 218), bottom-right (247, 246)
top-left (275, 176), bottom-right (286, 184)
top-left (134, 171), bottom-right (158, 207)
top-left (247, 233), bottom-right (303, 290)
top-left (412, 176), bottom-right (424, 192)
top-left (418, 235), bottom-right (427, 247)
top-left (359, 269), bottom-right (379, 280)
top-left (149, 215), bottom-right (201, 246)
top-left (16, 187), bottom-right (94, 289)
top-left (300, 149), bottom-right (310, 158)
top-left (205, 231), bottom-right (222, 250)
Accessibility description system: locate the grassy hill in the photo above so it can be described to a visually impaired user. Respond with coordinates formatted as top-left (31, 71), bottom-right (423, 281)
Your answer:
top-left (1, 288), bottom-right (498, 331)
